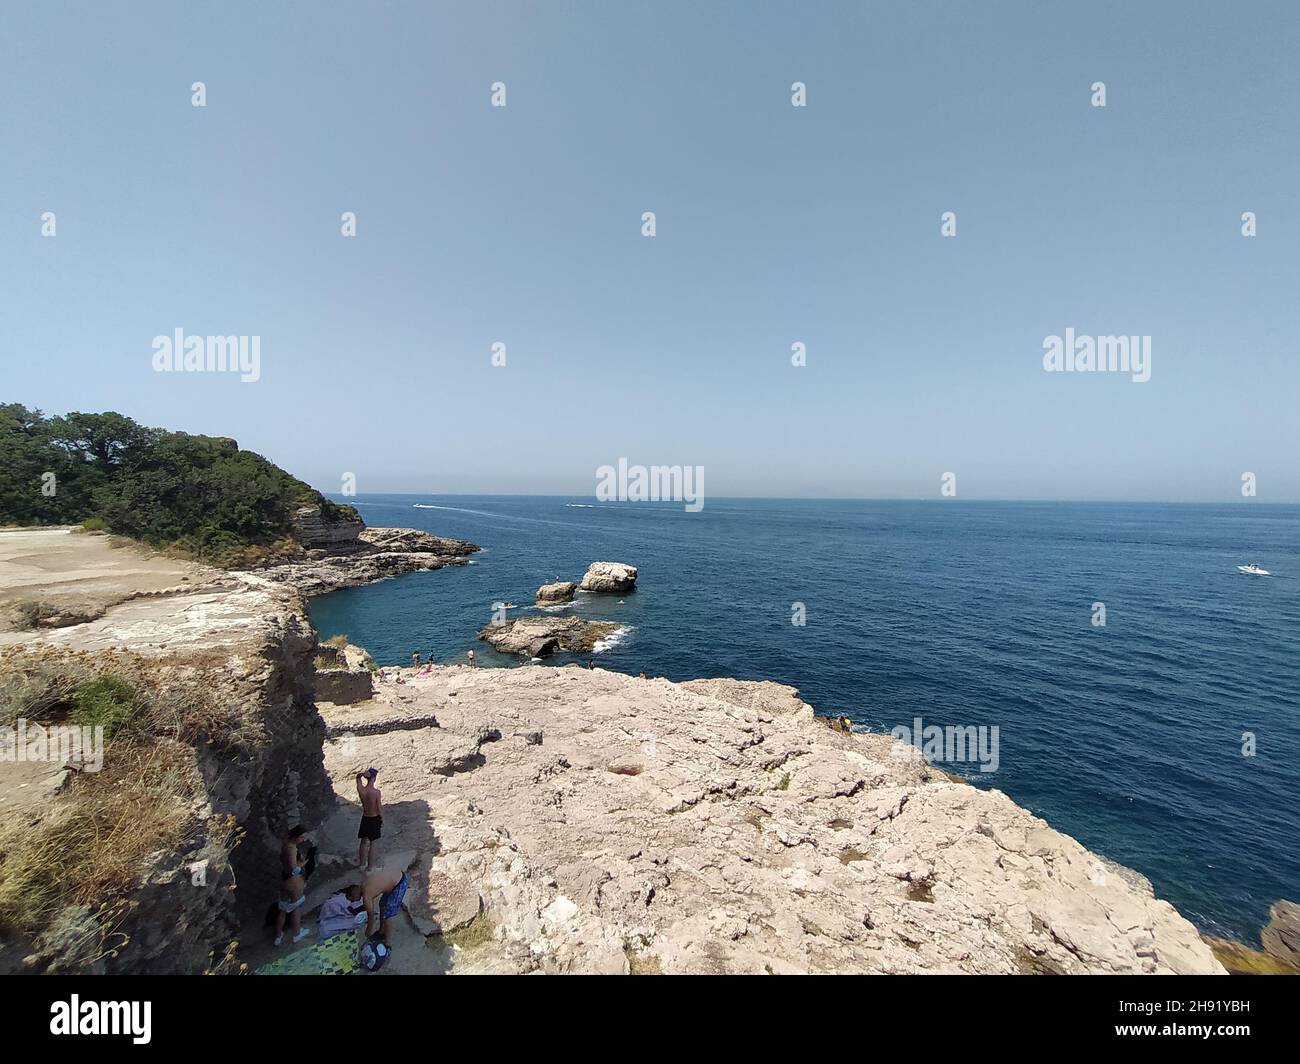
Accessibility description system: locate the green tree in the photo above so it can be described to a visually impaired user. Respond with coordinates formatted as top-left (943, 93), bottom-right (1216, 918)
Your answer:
top-left (0, 403), bottom-right (345, 564)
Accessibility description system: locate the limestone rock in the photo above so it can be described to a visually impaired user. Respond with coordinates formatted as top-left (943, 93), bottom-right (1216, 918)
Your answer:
top-left (319, 666), bottom-right (1225, 975)
top-left (359, 527), bottom-right (478, 556)
top-left (408, 868), bottom-right (484, 936)
top-left (536, 581), bottom-right (577, 605)
top-left (259, 528), bottom-right (479, 597)
top-left (1261, 899), bottom-right (1300, 967)
top-left (578, 562), bottom-right (637, 593)
top-left (292, 505), bottom-right (364, 551)
top-left (478, 615), bottom-right (619, 657)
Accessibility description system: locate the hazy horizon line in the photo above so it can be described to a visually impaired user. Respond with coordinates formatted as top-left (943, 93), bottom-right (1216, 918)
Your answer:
top-left (326, 491), bottom-right (1297, 507)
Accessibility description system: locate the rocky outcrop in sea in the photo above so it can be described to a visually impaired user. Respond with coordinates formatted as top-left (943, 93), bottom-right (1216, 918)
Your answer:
top-left (478, 615), bottom-right (618, 657)
top-left (536, 581), bottom-right (578, 605)
top-left (259, 521), bottom-right (480, 597)
top-left (579, 561), bottom-right (637, 593)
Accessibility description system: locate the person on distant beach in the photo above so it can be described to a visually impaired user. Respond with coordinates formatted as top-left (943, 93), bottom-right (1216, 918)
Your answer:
top-left (362, 864), bottom-right (410, 947)
top-left (467, 649), bottom-right (476, 667)
top-left (638, 672), bottom-right (647, 680)
top-left (356, 768), bottom-right (383, 871)
top-left (587, 659), bottom-right (595, 670)
top-left (411, 651), bottom-right (421, 667)
top-left (274, 825), bottom-right (313, 946)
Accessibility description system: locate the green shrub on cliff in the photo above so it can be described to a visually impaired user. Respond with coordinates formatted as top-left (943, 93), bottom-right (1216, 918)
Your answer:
top-left (0, 403), bottom-right (348, 564)
top-left (70, 676), bottom-right (140, 741)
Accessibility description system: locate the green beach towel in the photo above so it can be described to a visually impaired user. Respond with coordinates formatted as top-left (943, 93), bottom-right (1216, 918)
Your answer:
top-left (255, 930), bottom-right (361, 976)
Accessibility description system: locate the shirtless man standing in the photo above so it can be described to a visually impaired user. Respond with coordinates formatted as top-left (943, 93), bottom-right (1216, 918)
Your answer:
top-left (356, 768), bottom-right (383, 871)
top-left (361, 863), bottom-right (411, 947)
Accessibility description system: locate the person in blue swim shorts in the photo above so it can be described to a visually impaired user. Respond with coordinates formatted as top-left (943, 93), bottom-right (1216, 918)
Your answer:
top-left (362, 863), bottom-right (410, 948)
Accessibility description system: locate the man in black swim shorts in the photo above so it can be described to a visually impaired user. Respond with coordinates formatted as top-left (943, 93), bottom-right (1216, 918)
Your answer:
top-left (356, 767), bottom-right (383, 871)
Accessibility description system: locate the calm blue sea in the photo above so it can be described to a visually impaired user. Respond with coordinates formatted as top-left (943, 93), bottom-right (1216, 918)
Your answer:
top-left (308, 496), bottom-right (1300, 943)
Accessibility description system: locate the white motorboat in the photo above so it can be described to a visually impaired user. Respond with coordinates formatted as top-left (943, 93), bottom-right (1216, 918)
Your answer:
top-left (1237, 564), bottom-right (1270, 576)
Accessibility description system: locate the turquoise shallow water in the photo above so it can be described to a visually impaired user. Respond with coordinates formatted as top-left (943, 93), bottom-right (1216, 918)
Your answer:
top-left (308, 496), bottom-right (1300, 943)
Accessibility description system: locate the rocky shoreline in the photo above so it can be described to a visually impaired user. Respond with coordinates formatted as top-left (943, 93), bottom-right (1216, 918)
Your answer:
top-left (0, 523), bottom-right (1290, 974)
top-left (262, 509), bottom-right (480, 597)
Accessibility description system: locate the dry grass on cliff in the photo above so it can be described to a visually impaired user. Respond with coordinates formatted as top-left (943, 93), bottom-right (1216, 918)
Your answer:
top-left (0, 740), bottom-right (201, 938)
top-left (0, 646), bottom-right (265, 752)
top-left (0, 646), bottom-right (263, 950)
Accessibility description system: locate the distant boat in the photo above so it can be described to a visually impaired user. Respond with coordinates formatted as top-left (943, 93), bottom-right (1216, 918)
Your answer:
top-left (492, 601), bottom-right (519, 610)
top-left (1237, 564), bottom-right (1270, 576)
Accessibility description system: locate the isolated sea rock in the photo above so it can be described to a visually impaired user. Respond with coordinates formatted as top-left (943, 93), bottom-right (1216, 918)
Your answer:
top-left (536, 581), bottom-right (577, 605)
top-left (478, 615), bottom-right (618, 657)
top-left (579, 562), bottom-right (637, 593)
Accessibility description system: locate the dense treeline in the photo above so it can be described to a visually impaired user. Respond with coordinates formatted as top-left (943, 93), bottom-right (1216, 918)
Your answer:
top-left (0, 403), bottom-right (356, 563)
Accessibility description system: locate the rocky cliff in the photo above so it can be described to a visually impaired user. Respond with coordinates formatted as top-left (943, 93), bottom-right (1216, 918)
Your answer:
top-left (0, 528), bottom-right (1239, 975)
top-left (0, 524), bottom-right (475, 973)
top-left (309, 667), bottom-right (1225, 974)
top-left (291, 505), bottom-right (366, 552)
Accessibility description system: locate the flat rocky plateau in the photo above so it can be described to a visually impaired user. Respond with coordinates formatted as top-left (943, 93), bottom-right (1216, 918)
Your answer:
top-left (315, 665), bottom-right (1225, 974)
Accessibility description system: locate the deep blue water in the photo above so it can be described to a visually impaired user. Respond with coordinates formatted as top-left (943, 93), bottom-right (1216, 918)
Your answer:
top-left (308, 496), bottom-right (1300, 943)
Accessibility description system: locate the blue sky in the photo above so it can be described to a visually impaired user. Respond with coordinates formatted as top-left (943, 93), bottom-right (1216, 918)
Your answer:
top-left (2, 1), bottom-right (1297, 500)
